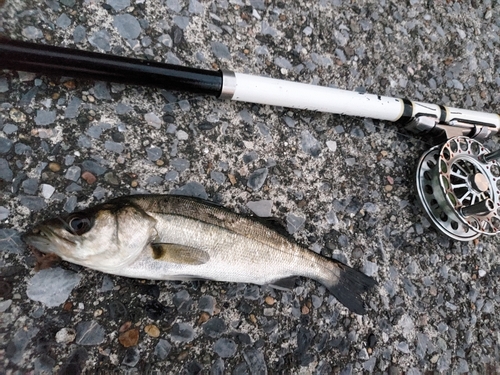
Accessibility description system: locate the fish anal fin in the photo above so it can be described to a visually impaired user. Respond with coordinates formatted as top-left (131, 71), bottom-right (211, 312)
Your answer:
top-left (269, 276), bottom-right (298, 291)
top-left (151, 243), bottom-right (210, 265)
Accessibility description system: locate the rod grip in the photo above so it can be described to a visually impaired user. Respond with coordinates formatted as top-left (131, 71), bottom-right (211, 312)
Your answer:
top-left (0, 37), bottom-right (223, 96)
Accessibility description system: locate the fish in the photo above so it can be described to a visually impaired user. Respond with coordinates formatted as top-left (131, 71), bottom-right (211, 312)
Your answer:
top-left (23, 194), bottom-right (377, 314)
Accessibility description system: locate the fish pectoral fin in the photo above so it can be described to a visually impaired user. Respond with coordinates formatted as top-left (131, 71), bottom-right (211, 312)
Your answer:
top-left (151, 243), bottom-right (210, 265)
top-left (268, 276), bottom-right (298, 291)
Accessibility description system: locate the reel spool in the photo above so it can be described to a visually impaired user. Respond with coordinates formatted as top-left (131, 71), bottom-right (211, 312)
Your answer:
top-left (416, 136), bottom-right (500, 241)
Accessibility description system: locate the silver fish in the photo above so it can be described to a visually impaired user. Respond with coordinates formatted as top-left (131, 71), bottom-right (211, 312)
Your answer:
top-left (23, 194), bottom-right (376, 314)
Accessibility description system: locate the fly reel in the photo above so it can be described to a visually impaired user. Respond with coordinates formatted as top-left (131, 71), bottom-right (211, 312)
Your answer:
top-left (416, 136), bottom-right (500, 241)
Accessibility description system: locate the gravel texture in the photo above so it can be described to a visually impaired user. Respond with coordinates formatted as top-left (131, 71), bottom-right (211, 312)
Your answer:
top-left (1, 0), bottom-right (500, 374)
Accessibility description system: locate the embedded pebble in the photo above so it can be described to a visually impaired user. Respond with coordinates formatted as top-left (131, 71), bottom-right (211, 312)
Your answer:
top-left (89, 30), bottom-right (111, 51)
top-left (64, 196), bottom-right (78, 212)
top-left (210, 170), bottom-right (226, 184)
top-left (122, 347), bottom-right (140, 367)
top-left (105, 141), bottom-right (125, 154)
top-left (243, 348), bottom-right (267, 374)
top-left (34, 110), bottom-right (56, 126)
top-left (213, 338), bottom-right (237, 358)
top-left (0, 159), bottom-right (13, 181)
top-left (22, 26), bottom-right (43, 39)
top-left (22, 178), bottom-right (38, 195)
top-left (65, 166), bottom-right (81, 182)
top-left (154, 339), bottom-right (172, 360)
top-left (145, 324), bottom-right (160, 338)
top-left (212, 42), bottom-right (231, 59)
top-left (3, 124), bottom-right (18, 134)
top-left (286, 213), bottom-right (306, 234)
top-left (107, 0), bottom-right (130, 11)
top-left (6, 327), bottom-right (40, 364)
top-left (0, 137), bottom-right (13, 154)
top-left (145, 112), bottom-right (162, 129)
top-left (199, 295), bottom-right (216, 315)
top-left (56, 328), bottom-right (76, 344)
top-left (82, 160), bottom-right (107, 176)
top-left (0, 78), bottom-right (8, 93)
top-left (147, 146), bottom-right (163, 161)
top-left (301, 130), bottom-right (321, 157)
top-left (56, 13), bottom-right (72, 29)
top-left (176, 130), bottom-right (189, 140)
top-left (119, 329), bottom-right (139, 347)
top-left (247, 167), bottom-right (268, 190)
top-left (247, 200), bottom-right (272, 217)
top-left (27, 268), bottom-right (82, 307)
top-left (171, 158), bottom-right (190, 172)
top-left (171, 322), bottom-right (196, 343)
top-left (73, 25), bottom-right (86, 44)
top-left (114, 14), bottom-right (141, 40)
top-left (203, 317), bottom-right (227, 338)
top-left (0, 206), bottom-right (9, 220)
top-left (75, 320), bottom-right (106, 346)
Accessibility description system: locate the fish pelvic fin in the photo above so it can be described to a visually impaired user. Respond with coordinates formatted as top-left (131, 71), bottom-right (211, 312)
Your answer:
top-left (151, 243), bottom-right (210, 265)
top-left (320, 259), bottom-right (377, 315)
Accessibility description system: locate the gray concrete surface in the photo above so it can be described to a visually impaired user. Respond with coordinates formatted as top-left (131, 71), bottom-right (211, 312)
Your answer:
top-left (1, 0), bottom-right (500, 373)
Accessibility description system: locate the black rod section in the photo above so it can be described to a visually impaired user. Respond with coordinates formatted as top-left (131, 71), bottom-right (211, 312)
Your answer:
top-left (0, 37), bottom-right (223, 96)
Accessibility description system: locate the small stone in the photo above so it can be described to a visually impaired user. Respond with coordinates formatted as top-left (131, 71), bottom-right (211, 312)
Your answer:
top-left (119, 329), bottom-right (140, 347)
top-left (171, 322), bottom-right (196, 343)
top-left (122, 347), bottom-right (140, 367)
top-left (213, 338), bottom-right (238, 358)
top-left (176, 130), bottom-right (189, 140)
top-left (0, 206), bottom-right (9, 220)
top-left (22, 26), bottom-right (43, 39)
top-left (243, 348), bottom-right (267, 374)
top-left (144, 324), bottom-right (160, 338)
top-left (89, 30), bottom-right (111, 52)
top-left (199, 295), bottom-right (216, 315)
top-left (385, 185), bottom-right (393, 192)
top-left (10, 108), bottom-right (26, 123)
top-left (105, 141), bottom-right (124, 154)
top-left (7, 327), bottom-right (40, 364)
top-left (301, 130), bottom-right (321, 157)
top-left (34, 110), bottom-right (57, 126)
top-left (247, 167), bottom-right (268, 190)
top-left (75, 320), bottom-right (106, 346)
top-left (0, 77), bottom-right (8, 93)
top-left (0, 137), bottom-right (13, 154)
top-left (82, 171), bottom-right (97, 184)
top-left (82, 160), bottom-right (106, 176)
top-left (147, 146), bottom-right (163, 161)
top-left (64, 196), bottom-right (78, 213)
top-left (27, 267), bottom-right (82, 307)
top-left (56, 328), bottom-right (76, 343)
top-left (0, 159), bottom-right (13, 182)
top-left (170, 181), bottom-right (208, 200)
top-left (301, 305), bottom-right (310, 314)
top-left (171, 158), bottom-right (190, 172)
top-left (104, 172), bottom-right (120, 186)
top-left (3, 124), bottom-right (18, 134)
top-left (0, 299), bottom-right (12, 312)
top-left (203, 317), bottom-right (227, 338)
top-left (49, 162), bottom-right (62, 172)
top-left (65, 166), bottom-right (81, 182)
top-left (265, 296), bottom-right (275, 305)
top-left (154, 339), bottom-right (172, 360)
top-left (40, 184), bottom-right (55, 199)
top-left (22, 178), bottom-right (38, 195)
top-left (287, 213), bottom-right (305, 234)
top-left (247, 200), bottom-right (272, 217)
top-left (0, 228), bottom-right (24, 254)
top-left (113, 14), bottom-right (141, 39)
top-left (212, 42), bottom-right (231, 59)
top-left (73, 26), bottom-right (86, 44)
top-left (210, 170), bottom-right (226, 184)
top-left (145, 112), bottom-right (162, 129)
top-left (107, 0), bottom-right (130, 12)
top-left (56, 13), bottom-right (72, 29)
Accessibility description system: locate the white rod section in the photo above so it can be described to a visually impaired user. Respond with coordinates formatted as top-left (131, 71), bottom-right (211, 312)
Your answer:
top-left (231, 72), bottom-right (405, 122)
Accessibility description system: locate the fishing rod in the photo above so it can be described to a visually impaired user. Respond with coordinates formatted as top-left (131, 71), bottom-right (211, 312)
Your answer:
top-left (1, 37), bottom-right (500, 241)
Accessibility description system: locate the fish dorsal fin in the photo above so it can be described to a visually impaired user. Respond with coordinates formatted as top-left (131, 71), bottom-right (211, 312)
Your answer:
top-left (151, 243), bottom-right (210, 265)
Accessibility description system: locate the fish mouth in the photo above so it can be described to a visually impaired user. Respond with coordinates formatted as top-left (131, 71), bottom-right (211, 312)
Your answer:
top-left (22, 225), bottom-right (76, 253)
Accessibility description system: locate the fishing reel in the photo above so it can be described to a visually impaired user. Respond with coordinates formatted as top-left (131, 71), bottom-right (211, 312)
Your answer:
top-left (416, 136), bottom-right (500, 241)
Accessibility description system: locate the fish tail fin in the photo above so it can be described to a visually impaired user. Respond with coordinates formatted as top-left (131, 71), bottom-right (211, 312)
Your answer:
top-left (319, 259), bottom-right (377, 315)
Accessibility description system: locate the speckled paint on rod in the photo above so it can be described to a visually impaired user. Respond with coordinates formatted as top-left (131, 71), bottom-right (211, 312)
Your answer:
top-left (0, 0), bottom-right (500, 374)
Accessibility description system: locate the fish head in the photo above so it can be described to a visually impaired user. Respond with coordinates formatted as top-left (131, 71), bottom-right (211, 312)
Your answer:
top-left (23, 201), bottom-right (157, 272)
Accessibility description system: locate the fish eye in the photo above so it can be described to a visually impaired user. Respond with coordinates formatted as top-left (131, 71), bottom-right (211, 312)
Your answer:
top-left (67, 215), bottom-right (93, 235)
